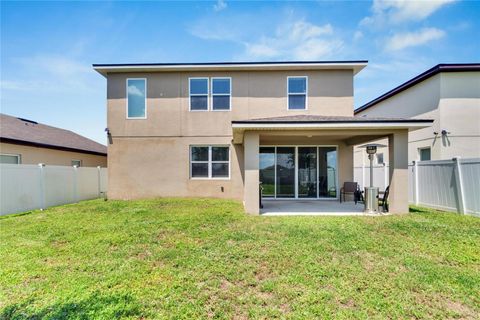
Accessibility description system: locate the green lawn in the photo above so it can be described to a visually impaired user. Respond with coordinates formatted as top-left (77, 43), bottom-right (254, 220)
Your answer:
top-left (1, 199), bottom-right (479, 319)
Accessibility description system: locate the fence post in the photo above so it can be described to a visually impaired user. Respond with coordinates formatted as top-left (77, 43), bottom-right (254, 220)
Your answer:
top-left (97, 166), bottom-right (101, 198)
top-left (413, 161), bottom-right (419, 206)
top-left (73, 165), bottom-right (78, 203)
top-left (453, 157), bottom-right (466, 214)
top-left (38, 163), bottom-right (46, 210)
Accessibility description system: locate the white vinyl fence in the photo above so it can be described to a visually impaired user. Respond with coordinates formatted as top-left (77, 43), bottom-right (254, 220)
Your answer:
top-left (0, 164), bottom-right (107, 216)
top-left (355, 157), bottom-right (480, 216)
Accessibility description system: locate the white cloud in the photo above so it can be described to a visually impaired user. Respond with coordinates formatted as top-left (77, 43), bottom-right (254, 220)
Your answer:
top-left (240, 21), bottom-right (341, 60)
top-left (385, 27), bottom-right (445, 51)
top-left (2, 55), bottom-right (97, 93)
top-left (361, 0), bottom-right (456, 26)
top-left (354, 31), bottom-right (364, 41)
top-left (244, 43), bottom-right (279, 58)
top-left (213, 0), bottom-right (227, 12)
top-left (127, 85), bottom-right (144, 97)
top-left (14, 55), bottom-right (91, 77)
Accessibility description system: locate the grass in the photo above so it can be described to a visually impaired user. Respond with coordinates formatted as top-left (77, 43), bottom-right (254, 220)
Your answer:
top-left (1, 198), bottom-right (479, 319)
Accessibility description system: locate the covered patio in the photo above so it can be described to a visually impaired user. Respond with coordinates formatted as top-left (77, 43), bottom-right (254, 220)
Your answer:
top-left (261, 199), bottom-right (364, 216)
top-left (232, 115), bottom-right (433, 215)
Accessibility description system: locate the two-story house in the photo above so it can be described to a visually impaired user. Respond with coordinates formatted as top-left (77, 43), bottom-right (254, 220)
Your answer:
top-left (354, 63), bottom-right (480, 169)
top-left (93, 61), bottom-right (432, 214)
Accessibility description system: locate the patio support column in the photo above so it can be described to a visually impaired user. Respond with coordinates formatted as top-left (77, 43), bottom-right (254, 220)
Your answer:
top-left (244, 131), bottom-right (260, 215)
top-left (388, 130), bottom-right (409, 214)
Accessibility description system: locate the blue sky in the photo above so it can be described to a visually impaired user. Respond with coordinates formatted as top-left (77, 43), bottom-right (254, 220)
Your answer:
top-left (1, 0), bottom-right (479, 144)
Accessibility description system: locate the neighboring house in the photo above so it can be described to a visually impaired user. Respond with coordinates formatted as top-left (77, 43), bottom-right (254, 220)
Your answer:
top-left (354, 63), bottom-right (480, 167)
top-left (0, 113), bottom-right (107, 167)
top-left (93, 61), bottom-right (432, 214)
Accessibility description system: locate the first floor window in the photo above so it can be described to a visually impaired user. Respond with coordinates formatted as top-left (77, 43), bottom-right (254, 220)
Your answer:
top-left (288, 76), bottom-right (307, 110)
top-left (190, 145), bottom-right (229, 178)
top-left (72, 160), bottom-right (82, 167)
top-left (419, 147), bottom-right (431, 161)
top-left (0, 154), bottom-right (21, 164)
top-left (127, 78), bottom-right (147, 118)
top-left (376, 153), bottom-right (384, 165)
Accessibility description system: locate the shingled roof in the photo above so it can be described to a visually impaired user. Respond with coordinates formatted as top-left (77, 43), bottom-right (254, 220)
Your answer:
top-left (232, 114), bottom-right (433, 124)
top-left (0, 113), bottom-right (107, 156)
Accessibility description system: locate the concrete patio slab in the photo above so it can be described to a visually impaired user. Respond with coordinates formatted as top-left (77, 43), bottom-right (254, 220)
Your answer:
top-left (260, 200), bottom-right (381, 216)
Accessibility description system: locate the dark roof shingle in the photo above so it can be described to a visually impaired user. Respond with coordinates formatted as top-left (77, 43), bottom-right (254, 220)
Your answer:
top-left (0, 113), bottom-right (107, 155)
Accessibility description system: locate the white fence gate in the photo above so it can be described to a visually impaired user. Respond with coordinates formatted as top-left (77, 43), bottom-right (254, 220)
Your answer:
top-left (355, 157), bottom-right (480, 216)
top-left (0, 164), bottom-right (107, 216)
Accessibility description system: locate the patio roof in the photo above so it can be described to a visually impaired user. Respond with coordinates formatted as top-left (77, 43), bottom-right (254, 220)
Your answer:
top-left (232, 115), bottom-right (433, 144)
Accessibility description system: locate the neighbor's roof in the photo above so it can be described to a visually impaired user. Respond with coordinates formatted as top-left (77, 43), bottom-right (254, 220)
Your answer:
top-left (0, 113), bottom-right (107, 156)
top-left (355, 63), bottom-right (480, 114)
top-left (93, 60), bottom-right (368, 77)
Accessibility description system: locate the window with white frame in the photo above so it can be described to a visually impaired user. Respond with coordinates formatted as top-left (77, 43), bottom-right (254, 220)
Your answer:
top-left (288, 77), bottom-right (307, 110)
top-left (189, 78), bottom-right (209, 111)
top-left (212, 78), bottom-right (231, 111)
top-left (0, 154), bottom-right (21, 164)
top-left (127, 78), bottom-right (147, 118)
top-left (190, 146), bottom-right (229, 179)
top-left (72, 160), bottom-right (82, 167)
top-left (419, 147), bottom-right (431, 161)
top-left (376, 153), bottom-right (384, 165)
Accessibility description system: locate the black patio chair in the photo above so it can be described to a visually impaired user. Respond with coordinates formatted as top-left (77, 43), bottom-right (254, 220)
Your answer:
top-left (378, 185), bottom-right (390, 212)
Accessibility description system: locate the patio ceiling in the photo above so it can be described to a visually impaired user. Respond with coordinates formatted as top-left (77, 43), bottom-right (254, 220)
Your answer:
top-left (232, 115), bottom-right (433, 144)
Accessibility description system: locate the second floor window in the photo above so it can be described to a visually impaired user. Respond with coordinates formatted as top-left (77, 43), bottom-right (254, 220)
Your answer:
top-left (189, 78), bottom-right (209, 111)
top-left (127, 78), bottom-right (147, 119)
top-left (212, 78), bottom-right (231, 111)
top-left (288, 76), bottom-right (307, 110)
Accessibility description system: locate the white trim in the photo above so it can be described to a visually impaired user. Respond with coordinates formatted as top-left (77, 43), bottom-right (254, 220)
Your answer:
top-left (0, 153), bottom-right (21, 164)
top-left (287, 76), bottom-right (308, 110)
top-left (211, 77), bottom-right (232, 112)
top-left (418, 146), bottom-right (431, 161)
top-left (94, 62), bottom-right (368, 76)
top-left (189, 77), bottom-right (209, 112)
top-left (189, 145), bottom-right (231, 180)
top-left (232, 122), bottom-right (432, 130)
top-left (126, 78), bottom-right (147, 119)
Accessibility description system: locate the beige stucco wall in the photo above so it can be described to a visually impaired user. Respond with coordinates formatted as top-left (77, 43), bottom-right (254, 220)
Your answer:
top-left (438, 72), bottom-right (480, 159)
top-left (105, 68), bottom-right (357, 202)
top-left (108, 137), bottom-right (244, 200)
top-left (354, 71), bottom-right (480, 164)
top-left (106, 69), bottom-right (354, 138)
top-left (107, 134), bottom-right (354, 202)
top-left (0, 142), bottom-right (107, 167)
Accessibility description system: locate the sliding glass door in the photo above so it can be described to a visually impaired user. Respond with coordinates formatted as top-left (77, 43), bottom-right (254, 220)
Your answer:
top-left (259, 146), bottom-right (338, 199)
top-left (276, 147), bottom-right (295, 198)
top-left (259, 147), bottom-right (275, 197)
top-left (298, 147), bottom-right (317, 198)
top-left (318, 147), bottom-right (337, 198)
